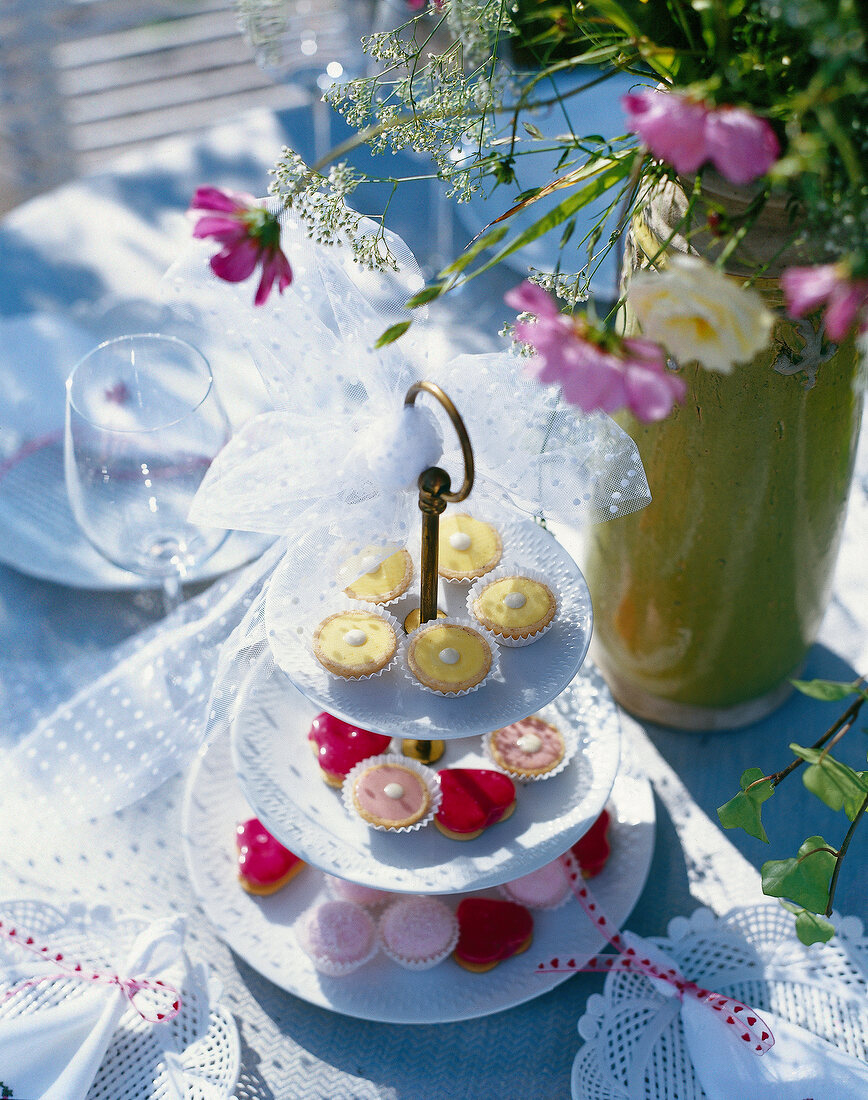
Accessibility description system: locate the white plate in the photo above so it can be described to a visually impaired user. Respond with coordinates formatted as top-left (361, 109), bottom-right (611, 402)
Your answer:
top-left (230, 652), bottom-right (621, 893)
top-left (0, 307), bottom-right (271, 589)
top-left (183, 726), bottom-right (655, 1023)
top-left (265, 518), bottom-right (593, 739)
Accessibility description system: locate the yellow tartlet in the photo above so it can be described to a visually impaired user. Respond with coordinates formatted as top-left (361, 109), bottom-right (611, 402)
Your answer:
top-left (407, 622), bottom-right (492, 694)
top-left (471, 575), bottom-right (556, 641)
top-left (344, 548), bottom-right (413, 604)
top-left (437, 514), bottom-right (502, 581)
top-left (312, 610), bottom-right (398, 679)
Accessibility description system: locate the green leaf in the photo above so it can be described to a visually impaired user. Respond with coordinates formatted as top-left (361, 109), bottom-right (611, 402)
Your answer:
top-left (762, 836), bottom-right (837, 913)
top-left (790, 677), bottom-right (863, 702)
top-left (405, 284), bottom-right (445, 309)
top-left (717, 767), bottom-right (774, 842)
top-left (792, 742), bottom-right (868, 818)
top-left (438, 225), bottom-right (509, 277)
top-left (522, 122), bottom-right (544, 140)
top-left (374, 320), bottom-right (412, 348)
top-left (780, 900), bottom-right (836, 945)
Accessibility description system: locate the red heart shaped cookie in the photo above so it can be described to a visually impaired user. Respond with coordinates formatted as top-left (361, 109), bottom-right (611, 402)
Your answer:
top-left (435, 768), bottom-right (516, 840)
top-left (307, 712), bottom-right (392, 787)
top-left (569, 808), bottom-right (611, 879)
top-left (236, 818), bottom-right (305, 896)
top-left (453, 897), bottom-right (534, 971)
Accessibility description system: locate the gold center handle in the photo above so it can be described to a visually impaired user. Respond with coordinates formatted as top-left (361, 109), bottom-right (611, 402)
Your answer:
top-left (404, 381), bottom-right (474, 503)
top-left (404, 382), bottom-right (475, 629)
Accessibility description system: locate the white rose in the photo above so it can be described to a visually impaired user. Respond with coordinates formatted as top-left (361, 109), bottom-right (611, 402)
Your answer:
top-left (626, 254), bottom-right (774, 374)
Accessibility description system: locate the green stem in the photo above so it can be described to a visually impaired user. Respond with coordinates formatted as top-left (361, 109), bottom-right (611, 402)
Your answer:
top-left (826, 789), bottom-right (868, 915)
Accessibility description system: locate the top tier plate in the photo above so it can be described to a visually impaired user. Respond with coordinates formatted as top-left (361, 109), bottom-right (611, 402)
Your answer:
top-left (264, 519), bottom-right (592, 739)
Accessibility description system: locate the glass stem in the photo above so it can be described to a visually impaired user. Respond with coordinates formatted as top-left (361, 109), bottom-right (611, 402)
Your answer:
top-left (160, 571), bottom-right (184, 616)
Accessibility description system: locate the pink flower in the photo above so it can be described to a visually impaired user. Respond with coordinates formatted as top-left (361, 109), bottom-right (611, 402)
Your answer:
top-left (622, 90), bottom-right (780, 185)
top-left (781, 263), bottom-right (868, 343)
top-left (189, 186), bottom-right (293, 306)
top-left (507, 282), bottom-right (685, 422)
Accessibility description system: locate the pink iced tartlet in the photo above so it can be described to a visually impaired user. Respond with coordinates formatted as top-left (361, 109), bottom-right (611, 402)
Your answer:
top-left (324, 875), bottom-right (394, 909)
top-left (487, 715), bottom-right (567, 779)
top-left (378, 896), bottom-right (459, 970)
top-left (343, 754), bottom-right (439, 832)
top-left (295, 899), bottom-right (378, 976)
top-left (498, 859), bottom-right (571, 910)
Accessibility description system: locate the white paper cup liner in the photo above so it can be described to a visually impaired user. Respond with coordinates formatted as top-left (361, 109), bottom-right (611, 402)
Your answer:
top-left (294, 901), bottom-right (380, 976)
top-left (308, 606), bottom-right (403, 683)
top-left (341, 753), bottom-right (441, 833)
top-left (399, 616), bottom-right (501, 697)
top-left (377, 897), bottom-right (460, 971)
top-left (466, 564), bottom-right (561, 647)
top-left (482, 711), bottom-right (579, 782)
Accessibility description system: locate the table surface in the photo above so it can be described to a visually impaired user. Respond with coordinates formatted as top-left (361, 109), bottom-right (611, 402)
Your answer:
top-left (0, 103), bottom-right (866, 1100)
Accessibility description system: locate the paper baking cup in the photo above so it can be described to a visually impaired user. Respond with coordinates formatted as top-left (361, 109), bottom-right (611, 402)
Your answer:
top-left (399, 617), bottom-right (501, 698)
top-left (309, 606), bottom-right (403, 683)
top-left (497, 871), bottom-right (574, 911)
top-left (482, 712), bottom-right (579, 783)
top-left (294, 901), bottom-right (380, 977)
top-left (466, 565), bottom-right (561, 648)
top-left (341, 753), bottom-right (441, 833)
top-left (377, 897), bottom-right (460, 971)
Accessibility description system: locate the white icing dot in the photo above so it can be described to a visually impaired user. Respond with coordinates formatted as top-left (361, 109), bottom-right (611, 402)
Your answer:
top-left (438, 647), bottom-right (460, 665)
top-left (449, 532), bottom-right (472, 551)
top-left (504, 592), bottom-right (527, 609)
top-left (517, 733), bottom-right (543, 753)
top-left (344, 629), bottom-right (368, 647)
top-left (384, 782), bottom-right (405, 799)
top-left (361, 555), bottom-right (380, 573)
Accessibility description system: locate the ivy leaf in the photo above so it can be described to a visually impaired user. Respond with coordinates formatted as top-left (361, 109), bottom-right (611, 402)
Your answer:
top-left (793, 742), bottom-right (868, 818)
top-left (790, 677), bottom-right (864, 702)
top-left (762, 836), bottom-right (837, 912)
top-left (374, 320), bottom-right (412, 348)
top-left (780, 901), bottom-right (836, 945)
top-left (717, 767), bottom-right (774, 842)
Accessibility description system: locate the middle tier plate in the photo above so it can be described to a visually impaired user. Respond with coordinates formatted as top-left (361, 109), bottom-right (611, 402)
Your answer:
top-left (264, 518), bottom-right (593, 739)
top-left (231, 651), bottom-right (621, 894)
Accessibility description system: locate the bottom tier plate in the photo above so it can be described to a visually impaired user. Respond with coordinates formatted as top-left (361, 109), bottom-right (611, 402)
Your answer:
top-left (182, 727), bottom-right (655, 1024)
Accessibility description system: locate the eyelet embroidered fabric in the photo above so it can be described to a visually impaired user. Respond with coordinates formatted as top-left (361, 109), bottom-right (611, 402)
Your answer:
top-left (572, 902), bottom-right (868, 1100)
top-left (0, 899), bottom-right (239, 1099)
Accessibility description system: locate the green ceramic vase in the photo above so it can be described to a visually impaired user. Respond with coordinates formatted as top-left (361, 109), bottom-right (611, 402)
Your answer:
top-left (584, 177), bottom-right (865, 729)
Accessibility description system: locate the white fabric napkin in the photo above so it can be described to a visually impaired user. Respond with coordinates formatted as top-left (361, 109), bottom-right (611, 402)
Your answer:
top-left (0, 916), bottom-right (184, 1100)
top-left (622, 932), bottom-right (868, 1100)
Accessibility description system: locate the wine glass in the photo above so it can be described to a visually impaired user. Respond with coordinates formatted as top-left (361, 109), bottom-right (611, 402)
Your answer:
top-left (64, 334), bottom-right (232, 613)
top-left (238, 0), bottom-right (377, 161)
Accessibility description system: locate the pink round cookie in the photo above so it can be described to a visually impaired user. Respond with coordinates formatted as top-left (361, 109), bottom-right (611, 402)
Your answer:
top-left (324, 875), bottom-right (394, 909)
top-left (343, 755), bottom-right (438, 831)
top-left (295, 900), bottom-right (378, 976)
top-left (378, 896), bottom-right (459, 970)
top-left (498, 859), bottom-right (571, 910)
top-left (487, 715), bottom-right (566, 779)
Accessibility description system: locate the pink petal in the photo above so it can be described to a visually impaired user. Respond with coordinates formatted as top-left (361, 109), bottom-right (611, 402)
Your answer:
top-left (781, 264), bottom-right (843, 317)
top-left (505, 281), bottom-right (561, 320)
top-left (823, 282), bottom-right (868, 343)
top-left (209, 238), bottom-right (261, 283)
top-left (704, 108), bottom-right (780, 185)
top-left (191, 214), bottom-right (246, 242)
top-left (254, 249), bottom-right (294, 306)
top-left (624, 362), bottom-right (686, 422)
top-left (622, 91), bottom-right (709, 175)
top-left (190, 185), bottom-right (255, 213)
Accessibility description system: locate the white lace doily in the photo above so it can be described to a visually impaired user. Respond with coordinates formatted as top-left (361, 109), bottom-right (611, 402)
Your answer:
top-left (184, 726), bottom-right (654, 1022)
top-left (0, 899), bottom-right (240, 1099)
top-left (572, 903), bottom-right (868, 1099)
top-left (264, 518), bottom-right (593, 738)
top-left (229, 656), bottom-right (621, 893)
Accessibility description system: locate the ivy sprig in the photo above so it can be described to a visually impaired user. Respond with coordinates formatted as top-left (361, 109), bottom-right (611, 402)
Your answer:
top-left (717, 677), bottom-right (868, 944)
